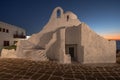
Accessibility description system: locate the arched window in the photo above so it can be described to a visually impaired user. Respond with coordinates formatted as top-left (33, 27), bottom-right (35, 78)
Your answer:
top-left (57, 9), bottom-right (61, 18)
top-left (67, 15), bottom-right (69, 21)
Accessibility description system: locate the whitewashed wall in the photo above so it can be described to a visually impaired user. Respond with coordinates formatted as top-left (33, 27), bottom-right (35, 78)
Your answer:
top-left (0, 21), bottom-right (26, 48)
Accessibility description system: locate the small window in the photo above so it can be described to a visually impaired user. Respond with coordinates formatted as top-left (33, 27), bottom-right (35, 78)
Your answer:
top-left (3, 28), bottom-right (5, 32)
top-left (3, 41), bottom-right (9, 46)
top-left (67, 15), bottom-right (69, 21)
top-left (0, 28), bottom-right (1, 32)
top-left (6, 29), bottom-right (9, 33)
top-left (57, 9), bottom-right (61, 18)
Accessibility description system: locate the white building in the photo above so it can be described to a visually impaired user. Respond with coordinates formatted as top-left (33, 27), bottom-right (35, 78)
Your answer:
top-left (0, 21), bottom-right (26, 48)
top-left (1, 7), bottom-right (116, 64)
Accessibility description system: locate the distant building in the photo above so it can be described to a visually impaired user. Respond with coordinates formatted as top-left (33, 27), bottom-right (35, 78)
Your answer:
top-left (0, 21), bottom-right (26, 48)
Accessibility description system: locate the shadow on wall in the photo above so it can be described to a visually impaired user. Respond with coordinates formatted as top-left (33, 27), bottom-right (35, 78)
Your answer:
top-left (0, 47), bottom-right (2, 56)
top-left (116, 40), bottom-right (120, 53)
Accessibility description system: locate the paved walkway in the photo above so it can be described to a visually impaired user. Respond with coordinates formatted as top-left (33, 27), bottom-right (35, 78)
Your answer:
top-left (0, 58), bottom-right (120, 80)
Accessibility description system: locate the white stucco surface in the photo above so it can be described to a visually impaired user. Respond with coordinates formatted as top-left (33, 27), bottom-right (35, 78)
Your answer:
top-left (80, 23), bottom-right (116, 63)
top-left (1, 49), bottom-right (16, 58)
top-left (1, 7), bottom-right (116, 64)
top-left (13, 7), bottom-right (81, 63)
top-left (0, 21), bottom-right (26, 48)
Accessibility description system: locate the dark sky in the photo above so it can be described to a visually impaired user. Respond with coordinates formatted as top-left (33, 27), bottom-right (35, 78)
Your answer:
top-left (0, 0), bottom-right (120, 39)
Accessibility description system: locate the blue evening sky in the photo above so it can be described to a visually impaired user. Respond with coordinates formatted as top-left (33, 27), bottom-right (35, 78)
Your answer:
top-left (0, 0), bottom-right (120, 39)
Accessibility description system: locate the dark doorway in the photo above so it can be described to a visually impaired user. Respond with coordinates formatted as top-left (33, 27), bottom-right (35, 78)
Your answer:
top-left (65, 44), bottom-right (77, 61)
top-left (69, 47), bottom-right (74, 58)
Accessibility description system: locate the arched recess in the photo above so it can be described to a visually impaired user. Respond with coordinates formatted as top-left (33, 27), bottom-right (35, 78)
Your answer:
top-left (57, 9), bottom-right (61, 18)
top-left (48, 7), bottom-right (64, 22)
top-left (55, 7), bottom-right (63, 18)
top-left (67, 15), bottom-right (69, 21)
top-left (51, 7), bottom-right (64, 19)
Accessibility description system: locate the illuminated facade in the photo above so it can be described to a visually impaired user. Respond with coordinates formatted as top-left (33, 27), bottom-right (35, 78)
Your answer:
top-left (0, 21), bottom-right (26, 48)
top-left (15, 7), bottom-right (116, 64)
top-left (1, 7), bottom-right (116, 64)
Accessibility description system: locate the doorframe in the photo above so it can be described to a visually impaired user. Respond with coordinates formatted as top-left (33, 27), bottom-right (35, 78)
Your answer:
top-left (65, 44), bottom-right (77, 61)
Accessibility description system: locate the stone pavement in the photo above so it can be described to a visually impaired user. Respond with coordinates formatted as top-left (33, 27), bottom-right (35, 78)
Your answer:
top-left (0, 58), bottom-right (120, 80)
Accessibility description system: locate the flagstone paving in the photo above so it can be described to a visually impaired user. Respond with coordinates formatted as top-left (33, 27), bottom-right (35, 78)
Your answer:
top-left (0, 58), bottom-right (120, 80)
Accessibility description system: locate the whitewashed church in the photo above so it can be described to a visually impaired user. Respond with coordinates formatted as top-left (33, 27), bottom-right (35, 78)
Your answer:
top-left (1, 7), bottom-right (116, 64)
